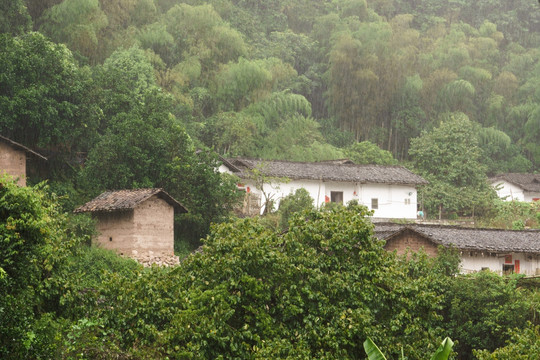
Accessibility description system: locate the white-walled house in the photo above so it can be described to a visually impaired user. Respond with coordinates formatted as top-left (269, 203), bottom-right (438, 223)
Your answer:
top-left (489, 173), bottom-right (540, 202)
top-left (376, 223), bottom-right (540, 276)
top-left (220, 158), bottom-right (428, 219)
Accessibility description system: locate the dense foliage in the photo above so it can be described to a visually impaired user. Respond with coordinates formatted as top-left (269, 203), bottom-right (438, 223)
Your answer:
top-left (409, 113), bottom-right (497, 218)
top-left (1, 1), bottom-right (539, 225)
top-left (1, 191), bottom-right (538, 358)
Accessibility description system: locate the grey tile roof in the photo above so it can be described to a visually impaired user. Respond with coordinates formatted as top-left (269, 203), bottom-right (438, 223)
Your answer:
top-left (490, 173), bottom-right (540, 192)
top-left (74, 188), bottom-right (187, 213)
top-left (375, 223), bottom-right (540, 254)
top-left (0, 134), bottom-right (47, 160)
top-left (223, 158), bottom-right (428, 186)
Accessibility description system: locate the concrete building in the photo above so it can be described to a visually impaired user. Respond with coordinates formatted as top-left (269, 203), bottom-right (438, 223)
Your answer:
top-left (489, 173), bottom-right (540, 202)
top-left (219, 157), bottom-right (428, 219)
top-left (376, 223), bottom-right (540, 275)
top-left (75, 188), bottom-right (187, 265)
top-left (0, 135), bottom-right (47, 186)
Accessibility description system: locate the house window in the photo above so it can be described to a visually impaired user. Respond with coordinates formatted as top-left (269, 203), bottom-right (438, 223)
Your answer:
top-left (371, 198), bottom-right (378, 210)
top-left (330, 191), bottom-right (343, 204)
top-left (502, 264), bottom-right (514, 275)
top-left (404, 198), bottom-right (411, 205)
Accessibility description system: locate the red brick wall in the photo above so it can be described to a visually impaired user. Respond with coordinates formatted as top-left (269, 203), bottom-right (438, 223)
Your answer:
top-left (384, 229), bottom-right (439, 257)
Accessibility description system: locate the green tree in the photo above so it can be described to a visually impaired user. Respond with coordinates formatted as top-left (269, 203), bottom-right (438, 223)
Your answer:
top-left (0, 32), bottom-right (97, 153)
top-left (0, 0), bottom-right (31, 35)
top-left (476, 126), bottom-right (532, 175)
top-left (446, 271), bottom-right (539, 357)
top-left (409, 113), bottom-right (496, 218)
top-left (474, 323), bottom-right (540, 360)
top-left (345, 141), bottom-right (397, 165)
top-left (163, 3), bottom-right (247, 82)
top-left (0, 178), bottom-right (80, 358)
top-left (39, 0), bottom-right (108, 63)
top-left (58, 205), bottom-right (451, 358)
top-left (277, 188), bottom-right (314, 230)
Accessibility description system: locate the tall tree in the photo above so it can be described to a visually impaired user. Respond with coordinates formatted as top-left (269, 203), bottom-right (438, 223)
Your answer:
top-left (0, 32), bottom-right (97, 152)
top-left (39, 0), bottom-right (108, 64)
top-left (0, 0), bottom-right (32, 35)
top-left (409, 113), bottom-right (496, 218)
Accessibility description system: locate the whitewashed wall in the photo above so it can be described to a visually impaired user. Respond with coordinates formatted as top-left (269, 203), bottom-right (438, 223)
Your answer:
top-left (524, 192), bottom-right (540, 202)
top-left (491, 180), bottom-right (525, 201)
top-left (238, 178), bottom-right (418, 219)
top-left (461, 251), bottom-right (540, 276)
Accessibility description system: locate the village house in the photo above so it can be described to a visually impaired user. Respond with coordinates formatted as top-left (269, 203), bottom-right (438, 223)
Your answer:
top-left (0, 134), bottom-right (47, 186)
top-left (219, 157), bottom-right (428, 219)
top-left (74, 188), bottom-right (187, 266)
top-left (375, 223), bottom-right (540, 276)
top-left (489, 173), bottom-right (540, 202)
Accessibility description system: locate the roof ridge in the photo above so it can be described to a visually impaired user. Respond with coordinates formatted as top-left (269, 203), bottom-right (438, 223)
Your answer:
top-left (406, 223), bottom-right (540, 233)
top-left (0, 134), bottom-right (47, 160)
top-left (227, 157), bottom-right (411, 169)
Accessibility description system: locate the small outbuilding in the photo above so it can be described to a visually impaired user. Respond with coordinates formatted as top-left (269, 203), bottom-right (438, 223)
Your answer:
top-left (74, 188), bottom-right (187, 265)
top-left (0, 134), bottom-right (47, 186)
top-left (376, 223), bottom-right (540, 276)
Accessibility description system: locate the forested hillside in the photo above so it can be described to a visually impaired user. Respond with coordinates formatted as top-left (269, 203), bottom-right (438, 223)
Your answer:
top-left (2, 0), bottom-right (539, 169)
top-left (1, 2), bottom-right (540, 358)
top-left (2, 0), bottom-right (540, 231)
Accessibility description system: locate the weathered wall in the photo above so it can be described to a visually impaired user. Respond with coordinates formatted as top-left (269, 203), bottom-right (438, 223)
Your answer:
top-left (491, 180), bottom-right (525, 201)
top-left (94, 210), bottom-right (135, 255)
top-left (384, 230), bottom-right (439, 257)
top-left (0, 142), bottom-right (26, 186)
top-left (132, 196), bottom-right (175, 255)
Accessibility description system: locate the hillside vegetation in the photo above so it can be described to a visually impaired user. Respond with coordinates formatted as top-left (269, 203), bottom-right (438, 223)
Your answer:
top-left (1, 3), bottom-right (540, 356)
top-left (2, 0), bottom-right (540, 224)
top-left (1, 182), bottom-right (538, 359)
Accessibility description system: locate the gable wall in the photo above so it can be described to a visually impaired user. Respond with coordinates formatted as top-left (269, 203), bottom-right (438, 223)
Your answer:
top-left (0, 142), bottom-right (26, 186)
top-left (132, 196), bottom-right (175, 255)
top-left (384, 231), bottom-right (439, 257)
top-left (491, 180), bottom-right (525, 201)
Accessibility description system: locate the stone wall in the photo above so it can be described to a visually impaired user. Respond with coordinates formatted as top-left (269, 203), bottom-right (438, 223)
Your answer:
top-left (384, 229), bottom-right (439, 257)
top-left (0, 142), bottom-right (26, 186)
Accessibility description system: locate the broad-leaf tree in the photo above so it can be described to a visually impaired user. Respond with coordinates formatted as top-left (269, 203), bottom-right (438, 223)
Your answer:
top-left (409, 113), bottom-right (496, 218)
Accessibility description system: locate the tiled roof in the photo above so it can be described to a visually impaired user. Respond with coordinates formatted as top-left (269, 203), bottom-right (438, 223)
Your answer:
top-left (490, 173), bottom-right (540, 192)
top-left (0, 134), bottom-right (47, 160)
top-left (375, 223), bottom-right (540, 254)
top-left (223, 157), bottom-right (428, 186)
top-left (74, 188), bottom-right (187, 213)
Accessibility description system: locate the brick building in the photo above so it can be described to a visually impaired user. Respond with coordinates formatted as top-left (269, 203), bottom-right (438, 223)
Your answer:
top-left (75, 188), bottom-right (187, 265)
top-left (376, 223), bottom-right (540, 275)
top-left (0, 135), bottom-right (47, 186)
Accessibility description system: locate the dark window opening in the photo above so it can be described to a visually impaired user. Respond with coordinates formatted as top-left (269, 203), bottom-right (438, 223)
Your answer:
top-left (371, 198), bottom-right (378, 209)
top-left (109, 237), bottom-right (113, 242)
top-left (331, 191), bottom-right (343, 204)
top-left (502, 264), bottom-right (514, 275)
